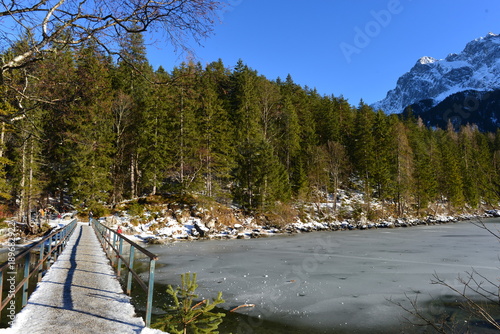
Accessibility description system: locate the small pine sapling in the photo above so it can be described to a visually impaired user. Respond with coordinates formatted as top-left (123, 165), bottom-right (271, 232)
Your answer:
top-left (152, 273), bottom-right (226, 334)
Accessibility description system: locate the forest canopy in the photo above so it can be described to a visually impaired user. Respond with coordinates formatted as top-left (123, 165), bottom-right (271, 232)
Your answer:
top-left (1, 29), bottom-right (500, 222)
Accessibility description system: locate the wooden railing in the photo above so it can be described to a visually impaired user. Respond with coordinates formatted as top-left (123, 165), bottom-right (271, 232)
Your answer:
top-left (0, 219), bottom-right (77, 324)
top-left (90, 218), bottom-right (158, 327)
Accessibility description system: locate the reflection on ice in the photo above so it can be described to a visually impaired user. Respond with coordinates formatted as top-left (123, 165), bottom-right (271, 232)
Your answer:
top-left (146, 220), bottom-right (500, 333)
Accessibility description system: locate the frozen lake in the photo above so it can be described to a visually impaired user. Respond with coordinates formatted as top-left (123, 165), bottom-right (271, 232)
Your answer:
top-left (146, 219), bottom-right (500, 333)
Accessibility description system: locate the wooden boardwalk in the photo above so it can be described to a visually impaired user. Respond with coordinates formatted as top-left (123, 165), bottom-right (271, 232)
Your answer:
top-left (4, 223), bottom-right (149, 334)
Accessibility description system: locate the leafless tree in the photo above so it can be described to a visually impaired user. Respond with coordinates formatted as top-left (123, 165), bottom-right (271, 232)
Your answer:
top-left (0, 0), bottom-right (223, 117)
top-left (391, 219), bottom-right (500, 333)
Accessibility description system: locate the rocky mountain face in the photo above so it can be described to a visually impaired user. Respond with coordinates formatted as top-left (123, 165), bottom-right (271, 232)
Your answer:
top-left (372, 32), bottom-right (500, 121)
top-left (403, 89), bottom-right (500, 132)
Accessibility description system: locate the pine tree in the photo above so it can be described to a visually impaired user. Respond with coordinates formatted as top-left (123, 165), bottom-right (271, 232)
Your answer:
top-left (492, 129), bottom-right (500, 200)
top-left (324, 141), bottom-right (350, 210)
top-left (278, 75), bottom-right (316, 198)
top-left (408, 117), bottom-right (438, 215)
top-left (9, 108), bottom-right (46, 228)
top-left (230, 61), bottom-right (264, 208)
top-left (256, 76), bottom-right (280, 142)
top-left (196, 61), bottom-right (235, 198)
top-left (0, 98), bottom-right (15, 202)
top-left (152, 273), bottom-right (225, 334)
top-left (392, 121), bottom-right (414, 215)
top-left (38, 42), bottom-right (78, 211)
top-left (140, 66), bottom-right (172, 196)
top-left (437, 123), bottom-right (465, 209)
top-left (66, 41), bottom-right (114, 208)
top-left (371, 111), bottom-right (394, 201)
top-left (276, 95), bottom-right (300, 180)
top-left (351, 101), bottom-right (376, 203)
top-left (306, 145), bottom-right (329, 200)
top-left (466, 127), bottom-right (496, 205)
top-left (232, 139), bottom-right (290, 210)
top-left (459, 125), bottom-right (480, 207)
top-left (110, 90), bottom-right (135, 203)
top-left (113, 29), bottom-right (153, 199)
top-left (314, 95), bottom-right (341, 145)
top-left (166, 61), bottom-right (203, 194)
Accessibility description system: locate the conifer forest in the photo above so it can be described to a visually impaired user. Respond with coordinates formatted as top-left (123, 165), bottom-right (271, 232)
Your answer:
top-left (1, 31), bottom-right (500, 222)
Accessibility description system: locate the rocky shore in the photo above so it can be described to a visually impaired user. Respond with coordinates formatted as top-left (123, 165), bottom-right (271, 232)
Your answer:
top-left (104, 206), bottom-right (500, 244)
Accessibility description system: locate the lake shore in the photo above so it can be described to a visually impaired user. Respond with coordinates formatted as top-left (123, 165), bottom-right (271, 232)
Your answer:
top-left (110, 206), bottom-right (500, 245)
top-left (144, 219), bottom-right (500, 333)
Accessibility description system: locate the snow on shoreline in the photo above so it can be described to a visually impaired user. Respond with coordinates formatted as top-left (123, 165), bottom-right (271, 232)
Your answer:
top-left (2, 203), bottom-right (498, 249)
top-left (0, 206), bottom-right (497, 333)
top-left (102, 208), bottom-right (498, 246)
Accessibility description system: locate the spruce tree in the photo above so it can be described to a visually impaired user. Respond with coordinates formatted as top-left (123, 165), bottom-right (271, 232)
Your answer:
top-left (0, 99), bottom-right (15, 202)
top-left (140, 66), bottom-right (173, 196)
top-left (114, 29), bottom-right (153, 199)
top-left (230, 61), bottom-right (264, 209)
top-left (371, 111), bottom-right (394, 201)
top-left (459, 125), bottom-right (480, 207)
top-left (408, 117), bottom-right (438, 215)
top-left (196, 61), bottom-right (235, 198)
top-left (492, 129), bottom-right (500, 200)
top-left (8, 107), bottom-right (46, 228)
top-left (67, 42), bottom-right (114, 208)
top-left (437, 123), bottom-right (465, 209)
top-left (278, 75), bottom-right (316, 198)
top-left (166, 61), bottom-right (203, 194)
top-left (469, 127), bottom-right (496, 205)
top-left (153, 273), bottom-right (225, 334)
top-left (351, 102), bottom-right (376, 203)
top-left (276, 96), bottom-right (300, 180)
top-left (229, 62), bottom-right (296, 209)
top-left (392, 121), bottom-right (414, 215)
top-left (324, 140), bottom-right (350, 210)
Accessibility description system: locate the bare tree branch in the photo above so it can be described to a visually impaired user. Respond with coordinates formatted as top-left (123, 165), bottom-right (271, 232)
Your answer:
top-left (394, 219), bottom-right (500, 332)
top-left (1, 0), bottom-right (222, 71)
top-left (388, 293), bottom-right (449, 333)
top-left (0, 0), bottom-right (223, 122)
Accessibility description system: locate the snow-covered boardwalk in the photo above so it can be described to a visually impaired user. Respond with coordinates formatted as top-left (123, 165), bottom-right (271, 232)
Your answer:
top-left (3, 222), bottom-right (149, 334)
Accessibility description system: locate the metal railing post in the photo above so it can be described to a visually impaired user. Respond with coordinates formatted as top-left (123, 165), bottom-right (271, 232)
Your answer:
top-left (145, 259), bottom-right (156, 327)
top-left (89, 220), bottom-right (158, 328)
top-left (117, 238), bottom-right (123, 276)
top-left (47, 234), bottom-right (53, 270)
top-left (38, 241), bottom-right (44, 282)
top-left (111, 233), bottom-right (117, 266)
top-left (126, 245), bottom-right (135, 295)
top-left (0, 219), bottom-right (77, 320)
top-left (107, 229), bottom-right (111, 255)
top-left (55, 232), bottom-right (60, 259)
top-left (22, 252), bottom-right (30, 307)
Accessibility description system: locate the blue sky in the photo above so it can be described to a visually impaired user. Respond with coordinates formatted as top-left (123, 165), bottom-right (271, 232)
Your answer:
top-left (146, 0), bottom-right (500, 106)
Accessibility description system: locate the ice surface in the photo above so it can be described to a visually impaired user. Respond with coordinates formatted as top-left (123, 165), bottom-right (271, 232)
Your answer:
top-left (147, 220), bottom-right (500, 333)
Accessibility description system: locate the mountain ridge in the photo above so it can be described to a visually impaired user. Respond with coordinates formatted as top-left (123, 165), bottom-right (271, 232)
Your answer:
top-left (372, 32), bottom-right (500, 115)
top-left (403, 89), bottom-right (500, 132)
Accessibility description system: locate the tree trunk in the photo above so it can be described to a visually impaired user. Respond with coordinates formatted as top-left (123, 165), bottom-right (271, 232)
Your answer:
top-left (28, 139), bottom-right (35, 233)
top-left (130, 157), bottom-right (134, 198)
top-left (0, 122), bottom-right (5, 158)
top-left (19, 140), bottom-right (26, 222)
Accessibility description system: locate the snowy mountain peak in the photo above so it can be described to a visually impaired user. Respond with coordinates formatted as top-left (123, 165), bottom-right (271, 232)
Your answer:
top-left (417, 56), bottom-right (436, 65)
top-left (479, 32), bottom-right (499, 41)
top-left (372, 33), bottom-right (500, 114)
